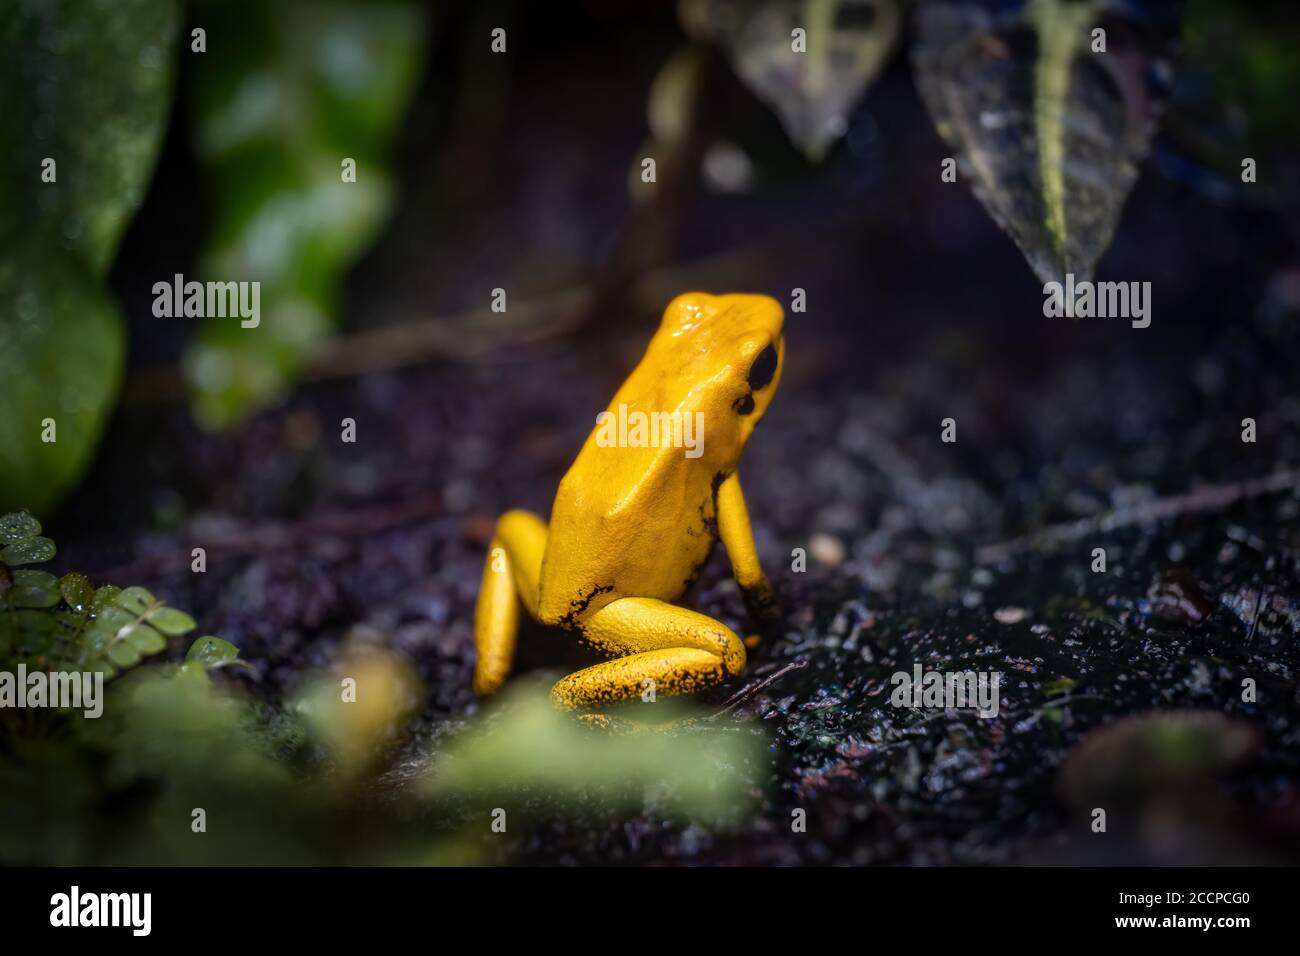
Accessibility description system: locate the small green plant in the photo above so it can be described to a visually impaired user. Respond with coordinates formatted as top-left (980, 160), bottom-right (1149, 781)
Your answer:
top-left (0, 510), bottom-right (209, 679)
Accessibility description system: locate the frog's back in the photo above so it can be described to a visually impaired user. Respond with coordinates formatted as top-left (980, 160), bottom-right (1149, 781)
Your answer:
top-left (536, 438), bottom-right (722, 627)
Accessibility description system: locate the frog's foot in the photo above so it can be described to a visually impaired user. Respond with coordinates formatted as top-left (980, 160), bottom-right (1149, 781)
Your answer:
top-left (473, 509), bottom-right (548, 697)
top-left (550, 597), bottom-right (746, 714)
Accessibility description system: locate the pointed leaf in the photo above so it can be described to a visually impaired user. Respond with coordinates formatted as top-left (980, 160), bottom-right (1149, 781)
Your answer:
top-left (681, 0), bottom-right (900, 161)
top-left (185, 635), bottom-right (242, 668)
top-left (912, 0), bottom-right (1180, 283)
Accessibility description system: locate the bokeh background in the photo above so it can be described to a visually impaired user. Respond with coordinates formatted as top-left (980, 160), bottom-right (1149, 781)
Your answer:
top-left (3, 0), bottom-right (1300, 864)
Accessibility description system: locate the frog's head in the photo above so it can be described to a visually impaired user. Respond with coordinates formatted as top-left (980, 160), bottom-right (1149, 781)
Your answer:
top-left (631, 291), bottom-right (785, 470)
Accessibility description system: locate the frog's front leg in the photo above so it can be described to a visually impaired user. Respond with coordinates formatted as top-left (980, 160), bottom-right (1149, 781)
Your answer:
top-left (473, 509), bottom-right (548, 696)
top-left (550, 598), bottom-right (746, 710)
top-left (716, 472), bottom-right (781, 642)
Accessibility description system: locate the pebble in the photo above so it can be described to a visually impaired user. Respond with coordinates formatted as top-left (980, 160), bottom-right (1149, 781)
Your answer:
top-left (809, 532), bottom-right (846, 568)
top-left (994, 606), bottom-right (1027, 625)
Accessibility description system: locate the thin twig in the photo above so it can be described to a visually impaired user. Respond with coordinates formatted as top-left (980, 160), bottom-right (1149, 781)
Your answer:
top-left (1247, 587), bottom-right (1264, 643)
top-left (121, 223), bottom-right (853, 406)
top-left (976, 468), bottom-right (1300, 564)
top-left (706, 658), bottom-right (809, 720)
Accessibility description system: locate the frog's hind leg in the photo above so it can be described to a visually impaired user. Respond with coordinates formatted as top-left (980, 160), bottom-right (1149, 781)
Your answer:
top-left (473, 509), bottom-right (548, 696)
top-left (550, 598), bottom-right (746, 711)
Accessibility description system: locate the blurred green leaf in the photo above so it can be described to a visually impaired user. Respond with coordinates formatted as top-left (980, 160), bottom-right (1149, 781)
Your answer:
top-left (424, 683), bottom-right (766, 820)
top-left (0, 251), bottom-right (125, 513)
top-left (1183, 0), bottom-right (1300, 149)
top-left (150, 607), bottom-right (197, 636)
top-left (185, 0), bottom-right (427, 427)
top-left (9, 570), bottom-right (61, 608)
top-left (107, 642), bottom-right (142, 668)
top-left (0, 0), bottom-right (180, 275)
top-left (185, 635), bottom-right (242, 667)
top-left (1060, 711), bottom-right (1259, 808)
top-left (112, 586), bottom-right (156, 615)
top-left (125, 625), bottom-right (167, 655)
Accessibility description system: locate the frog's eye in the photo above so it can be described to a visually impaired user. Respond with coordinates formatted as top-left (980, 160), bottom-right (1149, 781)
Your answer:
top-left (748, 344), bottom-right (778, 390)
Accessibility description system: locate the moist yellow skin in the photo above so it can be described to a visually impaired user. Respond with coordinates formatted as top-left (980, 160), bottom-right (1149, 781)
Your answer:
top-left (473, 292), bottom-right (784, 715)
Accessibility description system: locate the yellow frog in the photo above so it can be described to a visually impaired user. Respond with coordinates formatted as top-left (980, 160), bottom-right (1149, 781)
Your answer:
top-left (473, 292), bottom-right (784, 716)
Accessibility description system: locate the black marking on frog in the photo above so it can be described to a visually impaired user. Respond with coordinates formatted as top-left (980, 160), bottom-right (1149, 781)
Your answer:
top-left (559, 582), bottom-right (615, 629)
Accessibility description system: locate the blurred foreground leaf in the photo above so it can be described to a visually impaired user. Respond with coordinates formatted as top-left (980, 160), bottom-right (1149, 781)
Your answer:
top-left (913, 0), bottom-right (1181, 284)
top-left (1059, 710), bottom-right (1258, 808)
top-left (293, 645), bottom-right (423, 778)
top-left (681, 0), bottom-right (900, 162)
top-left (185, 0), bottom-right (426, 428)
top-left (424, 683), bottom-right (766, 821)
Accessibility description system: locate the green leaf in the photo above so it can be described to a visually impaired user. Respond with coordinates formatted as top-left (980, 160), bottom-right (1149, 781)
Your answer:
top-left (58, 572), bottom-right (95, 611)
top-left (149, 607), bottom-right (197, 636)
top-left (15, 609), bottom-right (60, 655)
top-left (86, 657), bottom-right (117, 679)
top-left (681, 0), bottom-right (900, 162)
top-left (0, 247), bottom-right (126, 515)
top-left (126, 625), bottom-right (167, 655)
top-left (107, 641), bottom-right (142, 668)
top-left (89, 605), bottom-right (135, 635)
top-left (113, 586), bottom-right (157, 616)
top-left (186, 636), bottom-right (242, 668)
top-left (0, 536), bottom-right (57, 567)
top-left (9, 570), bottom-right (61, 608)
top-left (912, 0), bottom-right (1180, 284)
top-left (0, 512), bottom-right (41, 544)
top-left (91, 585), bottom-right (122, 611)
top-left (0, 0), bottom-right (180, 276)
